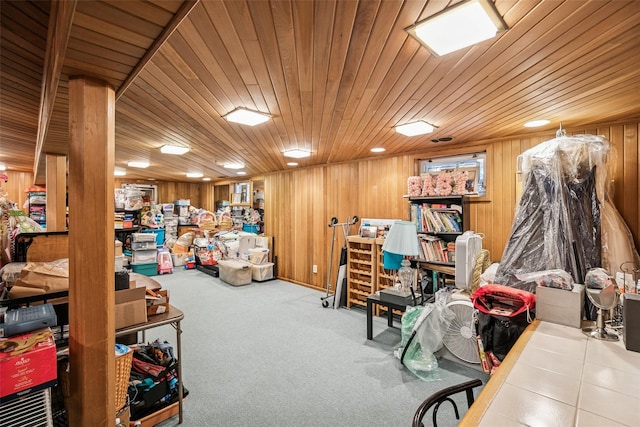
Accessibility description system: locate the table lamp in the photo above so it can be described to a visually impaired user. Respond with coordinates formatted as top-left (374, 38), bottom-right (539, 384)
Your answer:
top-left (382, 221), bottom-right (420, 294)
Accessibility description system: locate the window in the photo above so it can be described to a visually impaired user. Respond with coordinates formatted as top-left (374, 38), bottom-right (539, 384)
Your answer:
top-left (418, 152), bottom-right (486, 196)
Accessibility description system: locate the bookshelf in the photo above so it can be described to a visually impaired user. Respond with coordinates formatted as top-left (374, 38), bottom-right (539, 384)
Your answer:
top-left (408, 195), bottom-right (470, 267)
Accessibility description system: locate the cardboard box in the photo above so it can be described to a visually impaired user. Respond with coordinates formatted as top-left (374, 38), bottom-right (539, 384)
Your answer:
top-left (0, 327), bottom-right (57, 403)
top-left (146, 289), bottom-right (169, 316)
top-left (252, 262), bottom-right (274, 282)
top-left (115, 239), bottom-right (123, 256)
top-left (218, 259), bottom-right (252, 286)
top-left (248, 248), bottom-right (269, 265)
top-left (536, 284), bottom-right (585, 328)
top-left (115, 287), bottom-right (147, 329)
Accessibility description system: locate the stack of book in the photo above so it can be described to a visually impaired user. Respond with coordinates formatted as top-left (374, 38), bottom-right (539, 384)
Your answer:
top-left (417, 235), bottom-right (449, 263)
top-left (411, 203), bottom-right (463, 233)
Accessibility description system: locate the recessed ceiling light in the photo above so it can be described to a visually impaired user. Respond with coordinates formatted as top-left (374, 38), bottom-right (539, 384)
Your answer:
top-left (160, 145), bottom-right (189, 155)
top-left (287, 162), bottom-right (299, 166)
top-left (186, 172), bottom-right (203, 178)
top-left (406, 0), bottom-right (508, 57)
top-left (223, 108), bottom-right (271, 126)
top-left (202, 177), bottom-right (211, 182)
top-left (224, 162), bottom-right (245, 169)
top-left (127, 161), bottom-right (149, 168)
top-left (237, 171), bottom-right (247, 176)
top-left (395, 121), bottom-right (434, 136)
top-left (114, 167), bottom-right (126, 176)
top-left (524, 119), bottom-right (551, 128)
top-left (371, 147), bottom-right (386, 153)
top-left (283, 149), bottom-right (311, 158)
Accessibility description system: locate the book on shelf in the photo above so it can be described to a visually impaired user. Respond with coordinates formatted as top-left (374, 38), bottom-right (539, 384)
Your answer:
top-left (418, 235), bottom-right (448, 263)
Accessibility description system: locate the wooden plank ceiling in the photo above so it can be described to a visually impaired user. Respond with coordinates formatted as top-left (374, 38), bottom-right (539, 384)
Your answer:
top-left (1, 0), bottom-right (639, 184)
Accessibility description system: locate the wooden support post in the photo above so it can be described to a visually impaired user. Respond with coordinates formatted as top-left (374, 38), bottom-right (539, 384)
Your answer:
top-left (46, 154), bottom-right (67, 231)
top-left (67, 76), bottom-right (115, 427)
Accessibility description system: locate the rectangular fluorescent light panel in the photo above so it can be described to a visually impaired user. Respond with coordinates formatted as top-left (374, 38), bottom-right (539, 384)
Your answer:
top-left (0, 164), bottom-right (6, 171)
top-left (283, 149), bottom-right (311, 159)
top-left (395, 121), bottom-right (434, 136)
top-left (224, 162), bottom-right (245, 169)
top-left (406, 0), bottom-right (507, 57)
top-left (114, 167), bottom-right (126, 176)
top-left (127, 161), bottom-right (149, 168)
top-left (160, 145), bottom-right (189, 155)
top-left (186, 172), bottom-right (203, 178)
top-left (223, 108), bottom-right (270, 126)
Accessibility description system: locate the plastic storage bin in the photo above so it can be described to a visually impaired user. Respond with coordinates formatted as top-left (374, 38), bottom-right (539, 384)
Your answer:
top-left (142, 228), bottom-right (165, 246)
top-left (132, 249), bottom-right (158, 264)
top-left (242, 224), bottom-right (259, 234)
top-left (251, 262), bottom-right (274, 282)
top-left (131, 262), bottom-right (157, 276)
top-left (218, 260), bottom-right (252, 286)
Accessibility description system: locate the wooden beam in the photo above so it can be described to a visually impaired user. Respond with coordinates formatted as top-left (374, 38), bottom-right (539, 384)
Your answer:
top-left (45, 154), bottom-right (67, 231)
top-left (115, 0), bottom-right (200, 101)
top-left (33, 0), bottom-right (77, 179)
top-left (67, 76), bottom-right (116, 427)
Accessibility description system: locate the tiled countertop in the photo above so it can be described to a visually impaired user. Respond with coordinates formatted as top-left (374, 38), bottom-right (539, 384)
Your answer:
top-left (461, 320), bottom-right (640, 426)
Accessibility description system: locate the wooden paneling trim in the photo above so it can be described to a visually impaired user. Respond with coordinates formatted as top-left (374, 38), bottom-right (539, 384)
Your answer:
top-left (34, 0), bottom-right (77, 177)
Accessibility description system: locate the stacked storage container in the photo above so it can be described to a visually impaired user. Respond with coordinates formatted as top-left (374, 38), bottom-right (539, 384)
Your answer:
top-left (130, 233), bottom-right (157, 276)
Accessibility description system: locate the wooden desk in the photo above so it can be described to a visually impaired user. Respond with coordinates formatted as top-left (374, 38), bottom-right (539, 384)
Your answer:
top-left (116, 305), bottom-right (185, 425)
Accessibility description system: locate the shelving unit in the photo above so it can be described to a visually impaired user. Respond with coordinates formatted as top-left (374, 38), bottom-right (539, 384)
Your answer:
top-left (114, 209), bottom-right (141, 253)
top-left (409, 195), bottom-right (469, 287)
top-left (27, 190), bottom-right (47, 229)
top-left (346, 236), bottom-right (376, 309)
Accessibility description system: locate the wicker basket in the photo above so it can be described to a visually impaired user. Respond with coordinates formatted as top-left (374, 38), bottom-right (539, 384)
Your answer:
top-left (218, 218), bottom-right (232, 230)
top-left (115, 348), bottom-right (133, 411)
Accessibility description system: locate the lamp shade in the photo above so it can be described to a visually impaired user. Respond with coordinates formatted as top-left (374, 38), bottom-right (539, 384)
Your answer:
top-left (382, 221), bottom-right (420, 256)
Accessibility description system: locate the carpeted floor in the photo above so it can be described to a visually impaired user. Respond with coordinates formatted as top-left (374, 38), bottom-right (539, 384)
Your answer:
top-left (142, 268), bottom-right (487, 426)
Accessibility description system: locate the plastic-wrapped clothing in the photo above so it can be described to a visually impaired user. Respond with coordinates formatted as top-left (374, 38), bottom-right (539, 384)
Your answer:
top-left (494, 135), bottom-right (607, 295)
top-left (494, 134), bottom-right (609, 320)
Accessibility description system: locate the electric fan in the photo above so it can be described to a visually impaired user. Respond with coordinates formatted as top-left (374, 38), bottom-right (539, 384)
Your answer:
top-left (442, 300), bottom-right (480, 364)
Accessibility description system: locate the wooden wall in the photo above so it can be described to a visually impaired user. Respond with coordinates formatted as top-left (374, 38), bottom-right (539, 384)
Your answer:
top-left (3, 120), bottom-right (638, 293)
top-left (266, 120), bottom-right (640, 291)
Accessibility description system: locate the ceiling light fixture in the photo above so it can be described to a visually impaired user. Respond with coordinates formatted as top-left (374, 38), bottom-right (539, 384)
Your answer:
top-left (406, 0), bottom-right (508, 57)
top-left (186, 172), bottom-right (203, 178)
top-left (114, 167), bottom-right (126, 176)
top-left (160, 145), bottom-right (189, 155)
top-left (127, 161), bottom-right (149, 168)
top-left (524, 119), bottom-right (551, 128)
top-left (283, 149), bottom-right (311, 158)
top-left (223, 162), bottom-right (245, 169)
top-left (202, 177), bottom-right (211, 182)
top-left (371, 147), bottom-right (386, 153)
top-left (287, 162), bottom-right (299, 166)
top-left (0, 164), bottom-right (6, 171)
top-left (237, 171), bottom-right (247, 176)
top-left (223, 107), bottom-right (271, 126)
top-left (395, 121), bottom-right (434, 136)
